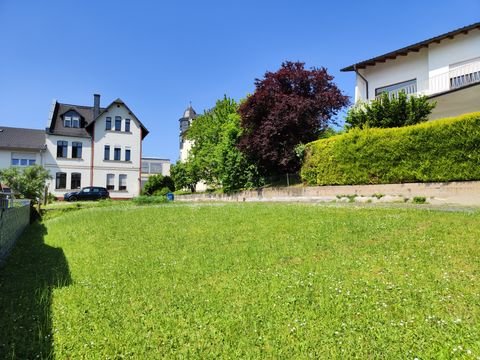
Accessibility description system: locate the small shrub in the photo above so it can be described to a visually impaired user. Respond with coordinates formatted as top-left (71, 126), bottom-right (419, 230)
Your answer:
top-left (153, 187), bottom-right (171, 197)
top-left (346, 92), bottom-right (435, 129)
top-left (335, 194), bottom-right (357, 202)
top-left (372, 193), bottom-right (384, 199)
top-left (132, 195), bottom-right (168, 205)
top-left (143, 175), bottom-right (175, 196)
top-left (413, 196), bottom-right (427, 204)
top-left (47, 192), bottom-right (57, 204)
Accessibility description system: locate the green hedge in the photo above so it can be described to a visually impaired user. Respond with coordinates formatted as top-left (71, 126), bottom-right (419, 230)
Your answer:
top-left (301, 112), bottom-right (480, 185)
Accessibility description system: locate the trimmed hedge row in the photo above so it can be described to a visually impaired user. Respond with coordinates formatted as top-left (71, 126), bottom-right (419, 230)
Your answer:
top-left (301, 112), bottom-right (480, 185)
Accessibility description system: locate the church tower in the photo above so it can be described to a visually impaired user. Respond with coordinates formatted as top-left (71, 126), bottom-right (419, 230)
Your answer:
top-left (179, 104), bottom-right (197, 162)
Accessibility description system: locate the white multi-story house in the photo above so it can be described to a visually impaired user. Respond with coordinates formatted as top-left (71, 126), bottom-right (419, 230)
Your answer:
top-left (44, 94), bottom-right (149, 198)
top-left (342, 22), bottom-right (480, 120)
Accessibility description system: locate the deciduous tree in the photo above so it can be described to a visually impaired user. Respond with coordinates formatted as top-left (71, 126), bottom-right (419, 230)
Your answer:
top-left (0, 165), bottom-right (51, 203)
top-left (186, 97), bottom-right (261, 192)
top-left (238, 61), bottom-right (349, 175)
top-left (170, 161), bottom-right (201, 193)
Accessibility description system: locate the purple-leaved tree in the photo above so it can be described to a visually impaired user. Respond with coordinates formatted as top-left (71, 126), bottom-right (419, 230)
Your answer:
top-left (238, 61), bottom-right (349, 175)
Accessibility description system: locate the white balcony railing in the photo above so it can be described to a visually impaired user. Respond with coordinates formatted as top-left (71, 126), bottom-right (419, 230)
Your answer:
top-left (427, 59), bottom-right (480, 95)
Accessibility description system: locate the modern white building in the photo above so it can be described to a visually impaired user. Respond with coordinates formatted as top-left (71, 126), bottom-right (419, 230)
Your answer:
top-left (342, 22), bottom-right (480, 119)
top-left (140, 157), bottom-right (171, 188)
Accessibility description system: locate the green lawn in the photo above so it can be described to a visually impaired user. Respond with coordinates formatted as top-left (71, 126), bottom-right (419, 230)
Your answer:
top-left (1, 202), bottom-right (479, 359)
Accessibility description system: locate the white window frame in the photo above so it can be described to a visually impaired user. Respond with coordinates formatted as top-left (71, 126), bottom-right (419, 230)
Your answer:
top-left (119, 174), bottom-right (127, 191)
top-left (106, 174), bottom-right (115, 190)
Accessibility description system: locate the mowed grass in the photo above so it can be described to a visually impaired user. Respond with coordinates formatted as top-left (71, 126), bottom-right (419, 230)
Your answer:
top-left (1, 203), bottom-right (480, 359)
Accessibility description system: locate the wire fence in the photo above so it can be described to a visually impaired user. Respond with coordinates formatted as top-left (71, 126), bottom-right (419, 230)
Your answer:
top-left (262, 173), bottom-right (302, 187)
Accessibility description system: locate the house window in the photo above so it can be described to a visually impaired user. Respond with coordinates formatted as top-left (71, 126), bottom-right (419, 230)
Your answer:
top-left (106, 174), bottom-right (115, 190)
top-left (64, 116), bottom-right (71, 128)
top-left (72, 142), bottom-right (82, 159)
top-left (119, 174), bottom-right (127, 191)
top-left (125, 119), bottom-right (131, 132)
top-left (125, 149), bottom-right (131, 161)
top-left (72, 116), bottom-right (80, 128)
top-left (57, 140), bottom-right (68, 158)
top-left (56, 172), bottom-right (66, 189)
top-left (115, 116), bottom-right (121, 131)
top-left (11, 153), bottom-right (36, 166)
top-left (150, 162), bottom-right (163, 174)
top-left (106, 117), bottom-right (112, 130)
top-left (71, 173), bottom-right (81, 189)
top-left (141, 161), bottom-right (149, 173)
top-left (104, 145), bottom-right (110, 160)
top-left (375, 79), bottom-right (417, 99)
top-left (114, 147), bottom-right (121, 161)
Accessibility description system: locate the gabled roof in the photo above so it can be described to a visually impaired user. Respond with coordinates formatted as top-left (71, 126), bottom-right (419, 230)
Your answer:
top-left (341, 22), bottom-right (480, 72)
top-left (48, 102), bottom-right (104, 138)
top-left (0, 126), bottom-right (45, 150)
top-left (86, 98), bottom-right (149, 139)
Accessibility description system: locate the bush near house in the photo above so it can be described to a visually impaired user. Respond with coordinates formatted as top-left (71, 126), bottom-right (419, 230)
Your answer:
top-left (301, 112), bottom-right (480, 185)
top-left (345, 92), bottom-right (435, 129)
top-left (142, 174), bottom-right (175, 196)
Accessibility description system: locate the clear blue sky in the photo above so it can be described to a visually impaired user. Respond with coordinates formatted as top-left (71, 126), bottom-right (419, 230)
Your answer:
top-left (0, 1), bottom-right (478, 162)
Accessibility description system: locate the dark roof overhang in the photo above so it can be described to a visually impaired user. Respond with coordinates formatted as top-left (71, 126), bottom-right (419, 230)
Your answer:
top-left (86, 98), bottom-right (149, 139)
top-left (341, 22), bottom-right (480, 72)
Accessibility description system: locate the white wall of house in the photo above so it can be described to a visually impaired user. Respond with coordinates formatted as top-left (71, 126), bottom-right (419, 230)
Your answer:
top-left (355, 48), bottom-right (429, 102)
top-left (354, 28), bottom-right (480, 103)
top-left (92, 104), bottom-right (142, 198)
top-left (0, 149), bottom-right (43, 169)
top-left (428, 28), bottom-right (480, 93)
top-left (44, 134), bottom-right (92, 196)
top-left (140, 159), bottom-right (171, 189)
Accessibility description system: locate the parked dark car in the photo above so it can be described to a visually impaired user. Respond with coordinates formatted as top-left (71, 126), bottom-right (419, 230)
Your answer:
top-left (64, 187), bottom-right (110, 201)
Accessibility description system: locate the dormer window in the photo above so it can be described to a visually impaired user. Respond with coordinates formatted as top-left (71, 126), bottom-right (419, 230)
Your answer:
top-left (63, 112), bottom-right (81, 128)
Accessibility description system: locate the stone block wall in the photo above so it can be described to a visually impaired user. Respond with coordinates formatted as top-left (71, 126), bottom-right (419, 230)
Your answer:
top-left (176, 181), bottom-right (480, 206)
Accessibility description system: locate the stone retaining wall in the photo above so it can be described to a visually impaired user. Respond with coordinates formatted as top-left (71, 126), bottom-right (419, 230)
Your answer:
top-left (0, 203), bottom-right (30, 264)
top-left (176, 181), bottom-right (480, 206)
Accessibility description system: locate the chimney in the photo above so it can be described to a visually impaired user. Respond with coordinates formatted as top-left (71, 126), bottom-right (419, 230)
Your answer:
top-left (93, 94), bottom-right (100, 119)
